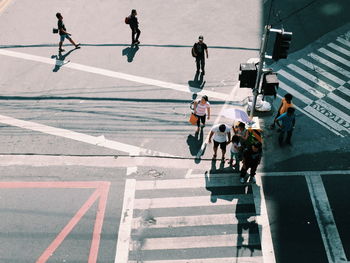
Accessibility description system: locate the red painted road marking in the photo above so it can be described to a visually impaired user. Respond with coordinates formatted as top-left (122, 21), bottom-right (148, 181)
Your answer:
top-left (0, 181), bottom-right (110, 263)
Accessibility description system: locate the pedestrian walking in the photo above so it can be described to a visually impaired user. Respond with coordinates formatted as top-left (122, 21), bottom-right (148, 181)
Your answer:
top-left (56, 13), bottom-right (80, 52)
top-left (270, 93), bottom-right (293, 129)
top-left (192, 35), bottom-right (208, 75)
top-left (275, 107), bottom-right (296, 146)
top-left (208, 123), bottom-right (231, 161)
top-left (234, 122), bottom-right (249, 148)
top-left (193, 95), bottom-right (210, 132)
top-left (229, 135), bottom-right (241, 170)
top-left (240, 142), bottom-right (262, 184)
top-left (128, 9), bottom-right (141, 45)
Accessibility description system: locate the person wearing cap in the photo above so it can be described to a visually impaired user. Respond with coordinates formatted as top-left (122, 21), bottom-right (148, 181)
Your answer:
top-left (208, 123), bottom-right (231, 161)
top-left (56, 12), bottom-right (80, 52)
top-left (192, 35), bottom-right (208, 75)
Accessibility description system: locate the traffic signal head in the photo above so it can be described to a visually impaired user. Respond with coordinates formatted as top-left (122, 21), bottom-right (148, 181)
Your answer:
top-left (272, 31), bottom-right (292, 61)
top-left (239, 63), bottom-right (257, 88)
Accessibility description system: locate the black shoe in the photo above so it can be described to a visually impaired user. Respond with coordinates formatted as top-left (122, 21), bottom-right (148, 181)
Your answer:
top-left (59, 48), bottom-right (65, 52)
top-left (75, 43), bottom-right (81, 49)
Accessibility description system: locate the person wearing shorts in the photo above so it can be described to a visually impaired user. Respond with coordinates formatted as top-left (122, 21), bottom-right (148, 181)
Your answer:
top-left (56, 12), bottom-right (80, 52)
top-left (208, 123), bottom-right (231, 161)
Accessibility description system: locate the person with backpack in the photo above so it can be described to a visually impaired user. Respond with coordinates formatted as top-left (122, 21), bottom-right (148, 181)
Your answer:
top-left (126, 9), bottom-right (141, 45)
top-left (193, 95), bottom-right (210, 132)
top-left (192, 35), bottom-right (208, 75)
top-left (56, 12), bottom-right (80, 52)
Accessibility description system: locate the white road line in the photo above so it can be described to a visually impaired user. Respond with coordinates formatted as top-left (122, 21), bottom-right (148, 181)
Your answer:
top-left (308, 53), bottom-right (350, 79)
top-left (338, 85), bottom-right (350, 97)
top-left (319, 47), bottom-right (350, 67)
top-left (253, 176), bottom-right (276, 263)
top-left (257, 170), bottom-right (350, 177)
top-left (327, 92), bottom-right (350, 109)
top-left (115, 179), bottom-right (136, 263)
top-left (135, 176), bottom-right (244, 190)
top-left (337, 37), bottom-right (350, 48)
top-left (132, 213), bottom-right (255, 229)
top-left (129, 257), bottom-right (263, 263)
top-left (133, 195), bottom-right (253, 209)
top-left (298, 58), bottom-right (346, 86)
top-left (278, 69), bottom-right (325, 98)
top-left (327, 43), bottom-right (350, 57)
top-left (0, 113), bottom-right (174, 157)
top-left (306, 175), bottom-right (347, 263)
top-left (287, 64), bottom-right (335, 92)
top-left (130, 233), bottom-right (261, 250)
top-left (185, 168), bottom-right (193, 178)
top-left (0, 49), bottom-right (229, 101)
top-left (278, 81), bottom-right (313, 105)
top-left (316, 99), bottom-right (350, 123)
top-left (303, 105), bottom-right (349, 134)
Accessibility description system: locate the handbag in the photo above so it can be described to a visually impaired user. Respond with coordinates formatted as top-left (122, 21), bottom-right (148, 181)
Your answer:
top-left (189, 113), bottom-right (198, 125)
top-left (52, 28), bottom-right (58, 34)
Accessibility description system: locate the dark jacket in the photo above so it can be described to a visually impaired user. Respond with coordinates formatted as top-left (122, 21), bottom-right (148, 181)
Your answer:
top-left (129, 15), bottom-right (138, 29)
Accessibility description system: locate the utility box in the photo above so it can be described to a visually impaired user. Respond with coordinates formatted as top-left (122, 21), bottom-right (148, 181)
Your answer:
top-left (239, 63), bottom-right (257, 88)
top-left (262, 73), bottom-right (279, 96)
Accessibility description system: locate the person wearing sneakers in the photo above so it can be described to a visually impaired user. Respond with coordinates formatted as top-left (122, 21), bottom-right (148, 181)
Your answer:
top-left (193, 95), bottom-right (210, 132)
top-left (240, 142), bottom-right (262, 184)
top-left (208, 123), bottom-right (231, 162)
top-left (192, 35), bottom-right (208, 75)
top-left (56, 13), bottom-right (80, 52)
top-left (129, 9), bottom-right (141, 45)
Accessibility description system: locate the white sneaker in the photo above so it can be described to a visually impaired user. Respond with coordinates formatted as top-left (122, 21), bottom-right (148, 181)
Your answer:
top-left (240, 177), bottom-right (246, 184)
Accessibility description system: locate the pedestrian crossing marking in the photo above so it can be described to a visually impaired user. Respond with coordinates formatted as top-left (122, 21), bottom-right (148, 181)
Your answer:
top-left (131, 233), bottom-right (261, 250)
top-left (129, 257), bottom-right (263, 263)
top-left (275, 29), bottom-right (350, 136)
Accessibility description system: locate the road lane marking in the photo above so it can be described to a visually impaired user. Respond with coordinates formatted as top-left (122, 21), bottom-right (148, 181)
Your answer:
top-left (337, 37), bottom-right (350, 48)
top-left (133, 195), bottom-right (252, 209)
top-left (327, 92), bottom-right (350, 109)
top-left (319, 47), bottom-right (350, 67)
top-left (278, 81), bottom-right (313, 105)
top-left (306, 175), bottom-right (347, 263)
top-left (308, 53), bottom-right (350, 79)
top-left (131, 234), bottom-right (260, 250)
top-left (126, 166), bottom-right (137, 175)
top-left (298, 58), bottom-right (346, 86)
top-left (129, 258), bottom-right (263, 263)
top-left (132, 213), bottom-right (255, 229)
top-left (115, 179), bottom-right (136, 263)
top-left (0, 113), bottom-right (174, 157)
top-left (0, 49), bottom-right (230, 101)
top-left (338, 85), bottom-right (350, 97)
top-left (327, 43), bottom-right (350, 57)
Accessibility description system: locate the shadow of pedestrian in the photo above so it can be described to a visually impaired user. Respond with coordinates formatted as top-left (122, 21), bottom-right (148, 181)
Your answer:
top-left (188, 71), bottom-right (205, 89)
top-left (187, 128), bottom-right (204, 156)
top-left (122, 44), bottom-right (140, 62)
top-left (51, 48), bottom-right (77, 72)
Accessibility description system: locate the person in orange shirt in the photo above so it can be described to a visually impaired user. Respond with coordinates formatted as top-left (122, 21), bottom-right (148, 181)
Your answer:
top-left (270, 93), bottom-right (293, 129)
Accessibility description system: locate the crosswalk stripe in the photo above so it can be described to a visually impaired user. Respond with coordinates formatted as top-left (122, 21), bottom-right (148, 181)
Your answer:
top-left (278, 69), bottom-right (325, 98)
top-left (278, 81), bottom-right (313, 105)
top-left (298, 58), bottom-right (346, 86)
top-left (316, 99), bottom-right (350, 123)
top-left (318, 47), bottom-right (350, 67)
top-left (135, 177), bottom-right (242, 190)
top-left (133, 195), bottom-right (253, 209)
top-left (308, 53), bottom-right (350, 79)
top-left (130, 233), bottom-right (261, 250)
top-left (338, 86), bottom-right (350, 97)
top-left (327, 42), bottom-right (350, 57)
top-left (303, 105), bottom-right (349, 133)
top-left (132, 213), bottom-right (256, 229)
top-left (336, 37), bottom-right (350, 48)
top-left (287, 64), bottom-right (335, 92)
top-left (327, 92), bottom-right (350, 109)
top-left (129, 257), bottom-right (263, 263)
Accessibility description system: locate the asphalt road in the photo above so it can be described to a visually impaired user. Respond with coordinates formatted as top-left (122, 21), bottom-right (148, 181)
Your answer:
top-left (0, 0), bottom-right (349, 262)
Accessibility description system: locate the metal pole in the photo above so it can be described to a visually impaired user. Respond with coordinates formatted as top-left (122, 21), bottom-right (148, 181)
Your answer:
top-left (250, 25), bottom-right (271, 118)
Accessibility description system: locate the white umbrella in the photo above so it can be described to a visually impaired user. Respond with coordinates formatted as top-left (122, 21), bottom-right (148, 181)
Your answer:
top-left (221, 108), bottom-right (251, 123)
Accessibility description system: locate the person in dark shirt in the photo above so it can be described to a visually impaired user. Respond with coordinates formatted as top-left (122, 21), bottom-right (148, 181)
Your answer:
top-left (128, 9), bottom-right (141, 45)
top-left (192, 35), bottom-right (208, 75)
top-left (56, 12), bottom-right (80, 52)
top-left (240, 143), bottom-right (262, 184)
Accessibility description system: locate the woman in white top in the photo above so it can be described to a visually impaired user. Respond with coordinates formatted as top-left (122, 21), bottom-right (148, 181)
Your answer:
top-left (193, 95), bottom-right (211, 132)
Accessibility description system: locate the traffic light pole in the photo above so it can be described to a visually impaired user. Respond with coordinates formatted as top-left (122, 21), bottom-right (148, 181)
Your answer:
top-left (250, 25), bottom-right (271, 118)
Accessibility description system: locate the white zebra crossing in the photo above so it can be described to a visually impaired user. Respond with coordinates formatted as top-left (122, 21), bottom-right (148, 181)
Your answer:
top-left (126, 175), bottom-right (264, 263)
top-left (274, 29), bottom-right (350, 136)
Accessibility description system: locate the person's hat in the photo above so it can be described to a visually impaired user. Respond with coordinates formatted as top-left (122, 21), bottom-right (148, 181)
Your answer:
top-left (198, 35), bottom-right (204, 40)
